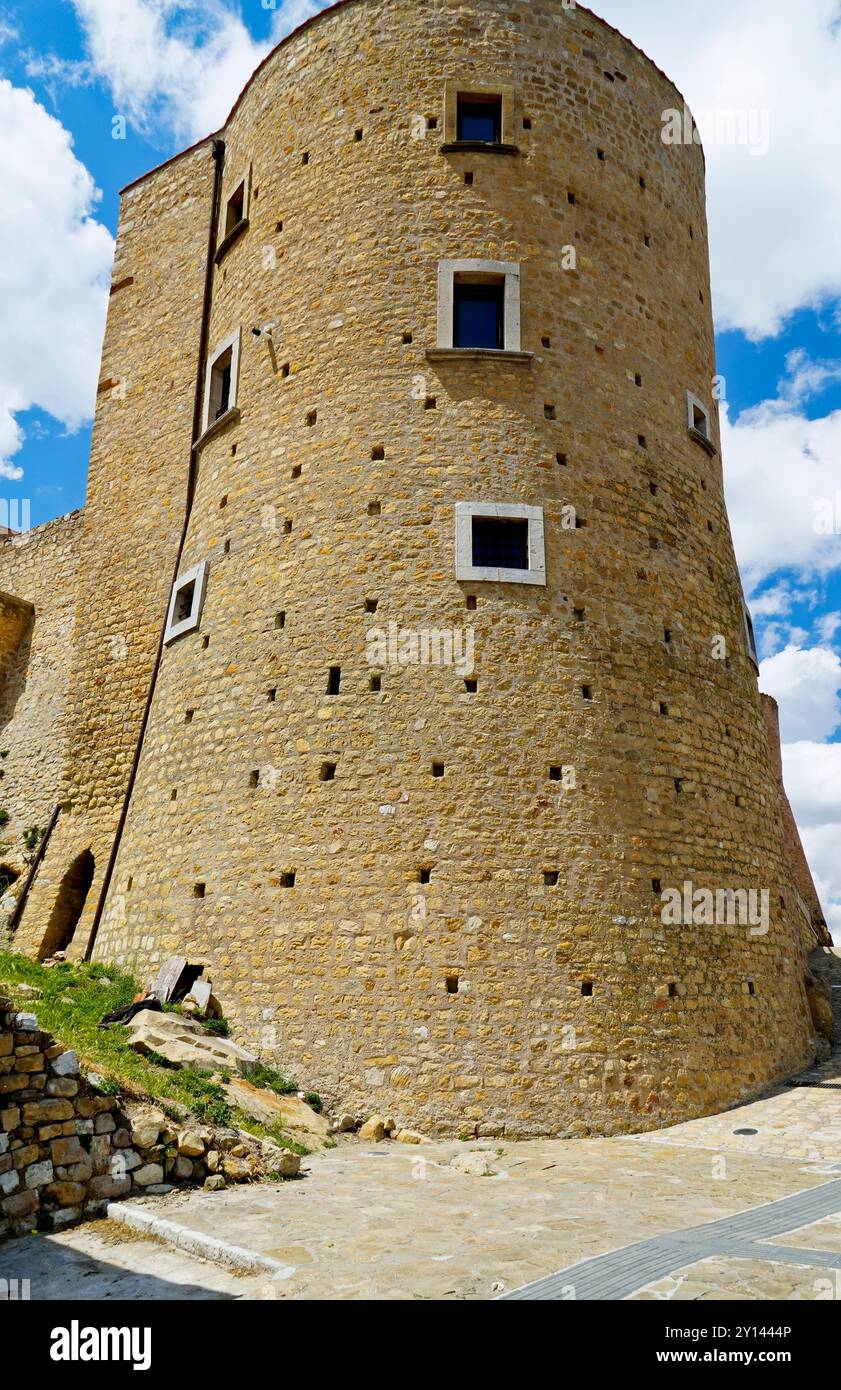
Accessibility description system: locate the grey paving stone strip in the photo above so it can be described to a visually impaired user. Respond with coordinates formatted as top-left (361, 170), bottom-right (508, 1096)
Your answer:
top-left (501, 1178), bottom-right (841, 1301)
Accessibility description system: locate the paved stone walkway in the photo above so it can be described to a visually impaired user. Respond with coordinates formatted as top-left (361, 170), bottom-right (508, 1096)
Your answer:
top-left (6, 1042), bottom-right (841, 1300)
top-left (503, 1178), bottom-right (841, 1300)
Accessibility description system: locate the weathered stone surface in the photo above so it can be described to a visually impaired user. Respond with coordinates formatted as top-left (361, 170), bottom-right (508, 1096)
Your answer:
top-left (51, 1050), bottom-right (80, 1077)
top-left (50, 1136), bottom-right (85, 1165)
top-left (133, 1163), bottom-right (164, 1187)
top-left (44, 1181), bottom-right (86, 1207)
top-left (0, 0), bottom-right (829, 1150)
top-left (449, 1151), bottom-right (498, 1178)
top-left (394, 1129), bottom-right (428, 1145)
top-left (126, 1012), bottom-right (257, 1074)
top-left (127, 1107), bottom-right (165, 1150)
top-left (177, 1129), bottom-right (208, 1158)
top-left (22, 1100), bottom-right (73, 1125)
top-left (358, 1115), bottom-right (388, 1142)
top-left (204, 1174), bottom-right (226, 1191)
top-left (274, 1151), bottom-right (301, 1179)
top-left (24, 1159), bottom-right (54, 1188)
top-left (225, 1079), bottom-right (329, 1141)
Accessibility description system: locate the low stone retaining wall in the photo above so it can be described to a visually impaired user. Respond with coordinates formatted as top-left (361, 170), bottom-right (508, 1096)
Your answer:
top-left (0, 995), bottom-right (295, 1242)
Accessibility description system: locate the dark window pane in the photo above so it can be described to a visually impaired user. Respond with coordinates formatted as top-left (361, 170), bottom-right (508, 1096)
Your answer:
top-left (472, 517), bottom-right (529, 570)
top-left (217, 363), bottom-right (232, 417)
top-left (457, 98), bottom-right (502, 143)
top-left (454, 282), bottom-right (504, 350)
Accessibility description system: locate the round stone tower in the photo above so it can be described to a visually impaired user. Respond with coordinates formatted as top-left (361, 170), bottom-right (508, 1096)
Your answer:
top-left (90, 0), bottom-right (817, 1136)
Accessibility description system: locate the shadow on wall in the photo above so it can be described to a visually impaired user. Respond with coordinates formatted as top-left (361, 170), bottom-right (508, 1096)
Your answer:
top-left (0, 608), bottom-right (33, 735)
top-left (38, 850), bottom-right (94, 960)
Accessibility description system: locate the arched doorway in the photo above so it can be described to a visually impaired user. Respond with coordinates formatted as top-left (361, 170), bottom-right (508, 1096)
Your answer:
top-left (39, 850), bottom-right (95, 959)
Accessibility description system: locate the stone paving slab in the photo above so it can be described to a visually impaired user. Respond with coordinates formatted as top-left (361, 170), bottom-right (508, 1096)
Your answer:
top-left (111, 1133), bottom-right (834, 1300)
top-left (0, 1220), bottom-right (274, 1301)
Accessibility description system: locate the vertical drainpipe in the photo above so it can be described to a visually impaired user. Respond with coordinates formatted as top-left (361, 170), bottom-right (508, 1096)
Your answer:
top-left (84, 136), bottom-right (226, 960)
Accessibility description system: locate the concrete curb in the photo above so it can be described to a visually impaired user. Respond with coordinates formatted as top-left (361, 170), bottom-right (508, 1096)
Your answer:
top-left (105, 1201), bottom-right (295, 1281)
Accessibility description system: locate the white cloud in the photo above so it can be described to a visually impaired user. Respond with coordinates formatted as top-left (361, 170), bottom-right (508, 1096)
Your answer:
top-left (0, 79), bottom-right (114, 482)
top-left (759, 645), bottom-right (841, 741)
top-left (721, 386), bottom-right (841, 594)
top-left (62, 0), bottom-right (330, 146)
top-left (594, 0), bottom-right (841, 339)
top-left (780, 741), bottom-right (841, 942)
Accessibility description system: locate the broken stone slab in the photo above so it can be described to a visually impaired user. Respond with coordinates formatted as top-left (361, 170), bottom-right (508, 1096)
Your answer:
top-left (126, 1010), bottom-right (258, 1075)
top-left (358, 1114), bottom-right (388, 1142)
top-left (224, 1077), bottom-right (329, 1142)
top-left (184, 979), bottom-right (213, 1015)
top-left (150, 955), bottom-right (190, 1003)
top-left (449, 1151), bottom-right (498, 1178)
top-left (394, 1129), bottom-right (428, 1145)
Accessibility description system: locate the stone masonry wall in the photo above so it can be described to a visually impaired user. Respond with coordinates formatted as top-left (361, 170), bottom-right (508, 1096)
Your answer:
top-left (760, 693), bottom-right (829, 950)
top-left (86, 0), bottom-right (821, 1138)
top-left (10, 144), bottom-right (215, 960)
top-left (0, 513), bottom-right (84, 883)
top-left (0, 994), bottom-right (284, 1243)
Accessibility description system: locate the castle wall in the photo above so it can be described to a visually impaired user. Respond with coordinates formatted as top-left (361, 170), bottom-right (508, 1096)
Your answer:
top-left (9, 143), bottom-right (216, 957)
top-left (0, 514), bottom-right (83, 882)
top-left (760, 692), bottom-right (829, 950)
top-left (83, 0), bottom-right (819, 1137)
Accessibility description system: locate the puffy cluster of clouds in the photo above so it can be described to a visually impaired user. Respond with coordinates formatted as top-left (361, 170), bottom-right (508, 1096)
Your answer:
top-left (0, 78), bottom-right (113, 480)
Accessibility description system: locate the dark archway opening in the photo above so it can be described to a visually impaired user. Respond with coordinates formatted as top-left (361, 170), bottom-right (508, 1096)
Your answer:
top-left (0, 865), bottom-right (19, 897)
top-left (39, 850), bottom-right (95, 959)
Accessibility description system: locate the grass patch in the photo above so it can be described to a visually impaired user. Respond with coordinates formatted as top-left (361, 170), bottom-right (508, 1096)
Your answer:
top-left (0, 951), bottom-right (311, 1151)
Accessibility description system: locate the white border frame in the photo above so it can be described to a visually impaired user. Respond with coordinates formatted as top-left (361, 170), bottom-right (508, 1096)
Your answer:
top-left (220, 164), bottom-right (252, 240)
top-left (742, 596), bottom-right (759, 670)
top-left (686, 389), bottom-right (712, 443)
top-left (437, 260), bottom-right (521, 352)
top-left (164, 560), bottom-right (209, 644)
top-left (202, 328), bottom-right (242, 434)
top-left (455, 502), bottom-right (545, 585)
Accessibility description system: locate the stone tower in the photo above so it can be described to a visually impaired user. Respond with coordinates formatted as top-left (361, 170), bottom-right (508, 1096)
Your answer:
top-left (1, 0), bottom-right (830, 1137)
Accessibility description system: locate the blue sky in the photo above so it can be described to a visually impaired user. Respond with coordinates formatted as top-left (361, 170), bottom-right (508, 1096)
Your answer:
top-left (1, 0), bottom-right (840, 932)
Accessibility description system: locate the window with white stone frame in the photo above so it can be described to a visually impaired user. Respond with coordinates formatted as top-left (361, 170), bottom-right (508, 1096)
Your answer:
top-left (686, 390), bottom-right (715, 453)
top-left (742, 596), bottom-right (759, 670)
top-left (455, 502), bottom-right (546, 585)
top-left (441, 80), bottom-right (519, 153)
top-left (201, 328), bottom-right (241, 437)
top-left (430, 260), bottom-right (528, 359)
top-left (215, 166), bottom-right (252, 262)
top-left (164, 561), bottom-right (209, 644)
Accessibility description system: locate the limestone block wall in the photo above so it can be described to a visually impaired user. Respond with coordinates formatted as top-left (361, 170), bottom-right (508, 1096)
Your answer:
top-left (760, 693), bottom-right (829, 950)
top-left (0, 993), bottom-right (283, 1243)
top-left (83, 0), bottom-right (820, 1138)
top-left (0, 514), bottom-right (83, 883)
top-left (10, 144), bottom-right (216, 958)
